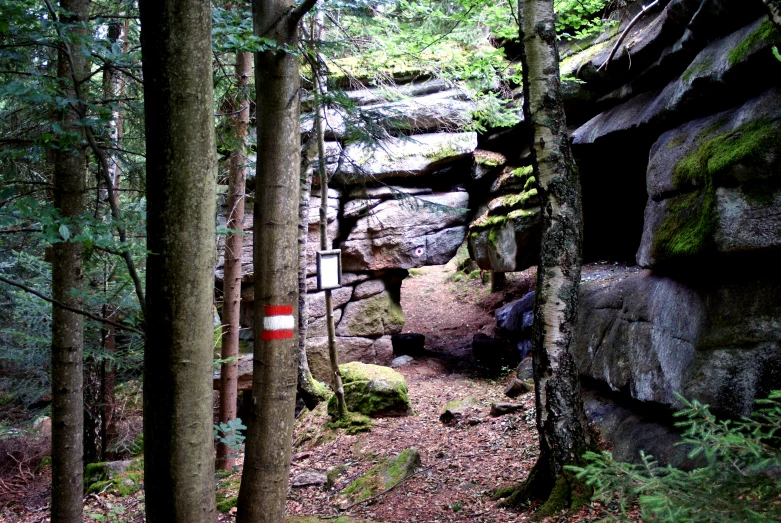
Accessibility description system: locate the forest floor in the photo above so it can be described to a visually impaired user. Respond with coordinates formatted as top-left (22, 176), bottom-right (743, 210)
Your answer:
top-left (0, 263), bottom-right (638, 522)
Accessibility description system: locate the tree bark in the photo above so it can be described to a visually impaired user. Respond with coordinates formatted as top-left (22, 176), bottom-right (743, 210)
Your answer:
top-left (312, 46), bottom-right (347, 420)
top-left (516, 0), bottom-right (590, 506)
top-left (217, 49), bottom-right (251, 471)
top-left (297, 133), bottom-right (322, 408)
top-left (139, 0), bottom-right (218, 520)
top-left (236, 0), bottom-right (316, 520)
top-left (50, 1), bottom-right (89, 521)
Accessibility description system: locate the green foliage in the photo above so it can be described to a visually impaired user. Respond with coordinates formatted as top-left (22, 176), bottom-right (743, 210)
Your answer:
top-left (569, 391), bottom-right (781, 522)
top-left (554, 0), bottom-right (623, 41)
top-left (214, 417), bottom-right (247, 462)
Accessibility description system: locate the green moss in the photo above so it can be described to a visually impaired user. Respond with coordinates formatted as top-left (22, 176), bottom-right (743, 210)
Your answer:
top-left (697, 118), bottom-right (730, 140)
top-left (425, 143), bottom-right (461, 163)
top-left (523, 176), bottom-right (536, 191)
top-left (470, 213), bottom-right (508, 232)
top-left (327, 363), bottom-right (410, 419)
top-left (408, 268), bottom-right (423, 277)
top-left (86, 472), bottom-right (142, 497)
top-left (507, 208), bottom-right (538, 220)
top-left (328, 412), bottom-right (373, 434)
top-left (680, 57), bottom-right (713, 83)
top-left (666, 134), bottom-right (687, 149)
top-left (38, 456), bottom-right (51, 470)
top-left (387, 299), bottom-right (405, 329)
top-left (511, 165), bottom-right (533, 179)
top-left (673, 119), bottom-right (781, 187)
top-left (216, 495), bottom-right (238, 513)
top-left (728, 18), bottom-right (781, 66)
top-left (654, 119), bottom-right (781, 259)
top-left (538, 471), bottom-right (592, 517)
top-left (341, 449), bottom-right (420, 503)
top-left (653, 190), bottom-right (716, 258)
top-left (84, 462), bottom-right (110, 488)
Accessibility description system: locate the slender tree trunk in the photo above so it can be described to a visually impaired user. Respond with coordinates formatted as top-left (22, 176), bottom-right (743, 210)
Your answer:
top-left (217, 50), bottom-right (252, 471)
top-left (50, 1), bottom-right (89, 521)
top-left (312, 45), bottom-right (346, 420)
top-left (510, 0), bottom-right (591, 509)
top-left (98, 17), bottom-right (127, 462)
top-left (236, 0), bottom-right (316, 520)
top-left (297, 133), bottom-right (322, 408)
top-left (139, 0), bottom-right (218, 520)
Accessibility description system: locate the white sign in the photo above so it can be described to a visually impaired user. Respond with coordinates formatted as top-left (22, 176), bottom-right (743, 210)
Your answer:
top-left (316, 249), bottom-right (342, 290)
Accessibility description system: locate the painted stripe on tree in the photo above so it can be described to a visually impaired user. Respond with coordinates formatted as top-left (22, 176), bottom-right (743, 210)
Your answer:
top-left (261, 304), bottom-right (294, 341)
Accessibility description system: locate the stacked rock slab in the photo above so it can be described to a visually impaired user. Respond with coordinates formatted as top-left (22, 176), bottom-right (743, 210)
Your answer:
top-left (547, 3), bottom-right (781, 461)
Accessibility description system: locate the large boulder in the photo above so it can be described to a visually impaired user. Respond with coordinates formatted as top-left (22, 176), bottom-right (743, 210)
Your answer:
top-left (637, 87), bottom-right (781, 267)
top-left (306, 336), bottom-right (394, 382)
top-left (574, 267), bottom-right (781, 417)
top-left (327, 362), bottom-right (410, 418)
top-left (340, 190), bottom-right (470, 271)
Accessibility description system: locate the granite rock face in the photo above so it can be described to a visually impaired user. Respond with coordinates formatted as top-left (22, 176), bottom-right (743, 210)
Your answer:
top-left (637, 88), bottom-right (781, 268)
top-left (574, 267), bottom-right (781, 417)
top-left (341, 190), bottom-right (470, 271)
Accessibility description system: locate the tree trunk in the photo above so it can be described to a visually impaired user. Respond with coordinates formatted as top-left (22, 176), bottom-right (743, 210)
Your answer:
top-left (50, 1), bottom-right (89, 521)
top-left (512, 0), bottom-right (591, 510)
top-left (297, 133), bottom-right (322, 409)
top-left (313, 51), bottom-right (347, 420)
top-left (236, 0), bottom-right (316, 520)
top-left (139, 0), bottom-right (218, 520)
top-left (217, 49), bottom-right (251, 471)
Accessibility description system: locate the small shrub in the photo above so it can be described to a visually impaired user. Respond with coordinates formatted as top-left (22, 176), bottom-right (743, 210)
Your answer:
top-left (569, 391), bottom-right (781, 522)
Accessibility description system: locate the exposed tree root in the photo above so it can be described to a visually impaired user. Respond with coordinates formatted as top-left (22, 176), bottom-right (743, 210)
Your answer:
top-left (492, 458), bottom-right (593, 518)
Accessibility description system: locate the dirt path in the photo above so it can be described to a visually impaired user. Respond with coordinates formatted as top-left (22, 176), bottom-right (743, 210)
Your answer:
top-left (1, 264), bottom-right (624, 523)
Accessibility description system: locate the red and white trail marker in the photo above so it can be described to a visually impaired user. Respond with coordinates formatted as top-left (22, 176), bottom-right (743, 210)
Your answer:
top-left (261, 305), bottom-right (294, 341)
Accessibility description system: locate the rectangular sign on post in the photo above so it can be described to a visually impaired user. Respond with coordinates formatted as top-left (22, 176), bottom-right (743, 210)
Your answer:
top-left (316, 249), bottom-right (342, 291)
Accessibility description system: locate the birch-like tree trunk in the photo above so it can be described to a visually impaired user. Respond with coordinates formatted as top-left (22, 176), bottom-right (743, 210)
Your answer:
top-left (297, 134), bottom-right (322, 408)
top-left (139, 0), bottom-right (218, 519)
top-left (50, 1), bottom-right (89, 521)
top-left (498, 0), bottom-right (591, 512)
top-left (236, 0), bottom-right (316, 520)
top-left (217, 49), bottom-right (251, 471)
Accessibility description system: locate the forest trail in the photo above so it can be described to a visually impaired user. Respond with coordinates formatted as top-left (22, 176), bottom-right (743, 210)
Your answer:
top-left (1, 264), bottom-right (624, 523)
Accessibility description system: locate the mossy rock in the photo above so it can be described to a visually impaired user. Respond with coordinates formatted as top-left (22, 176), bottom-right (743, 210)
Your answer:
top-left (327, 362), bottom-right (410, 418)
top-left (339, 448), bottom-right (421, 505)
top-left (84, 459), bottom-right (144, 497)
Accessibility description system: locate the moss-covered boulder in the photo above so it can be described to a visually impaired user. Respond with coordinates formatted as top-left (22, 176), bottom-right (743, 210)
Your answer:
top-left (84, 458), bottom-right (143, 497)
top-left (638, 88), bottom-right (781, 267)
top-left (327, 362), bottom-right (410, 418)
top-left (339, 448), bottom-right (421, 505)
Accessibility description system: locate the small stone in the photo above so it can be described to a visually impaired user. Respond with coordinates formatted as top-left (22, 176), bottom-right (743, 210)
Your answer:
top-left (391, 355), bottom-right (414, 367)
top-left (490, 402), bottom-right (525, 417)
top-left (290, 471), bottom-right (328, 488)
